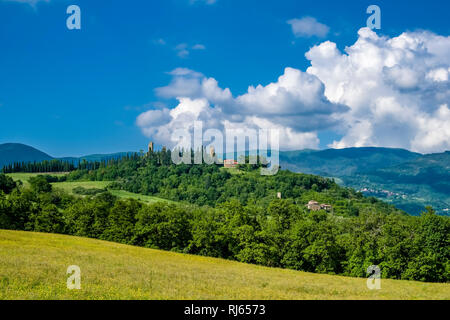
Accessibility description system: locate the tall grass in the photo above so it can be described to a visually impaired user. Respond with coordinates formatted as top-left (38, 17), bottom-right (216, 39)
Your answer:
top-left (0, 230), bottom-right (448, 300)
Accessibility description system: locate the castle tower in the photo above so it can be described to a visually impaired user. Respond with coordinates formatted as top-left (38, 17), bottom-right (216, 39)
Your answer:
top-left (148, 141), bottom-right (154, 153)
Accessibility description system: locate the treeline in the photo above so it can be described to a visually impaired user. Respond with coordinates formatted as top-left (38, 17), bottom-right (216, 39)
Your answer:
top-left (2, 159), bottom-right (76, 173)
top-left (0, 173), bottom-right (448, 283)
top-left (1, 148), bottom-right (260, 175)
top-left (1, 152), bottom-right (145, 174)
top-left (76, 153), bottom-right (145, 170)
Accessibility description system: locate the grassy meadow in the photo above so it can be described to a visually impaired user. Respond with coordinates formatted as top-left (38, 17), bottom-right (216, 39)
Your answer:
top-left (6, 172), bottom-right (67, 187)
top-left (108, 189), bottom-right (174, 204)
top-left (6, 173), bottom-right (171, 204)
top-left (0, 230), bottom-right (448, 300)
top-left (51, 181), bottom-right (111, 193)
top-left (52, 181), bottom-right (173, 204)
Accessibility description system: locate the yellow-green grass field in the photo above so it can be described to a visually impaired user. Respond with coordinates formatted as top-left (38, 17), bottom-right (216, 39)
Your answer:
top-left (0, 230), bottom-right (448, 300)
top-left (52, 181), bottom-right (173, 204)
top-left (108, 189), bottom-right (174, 204)
top-left (51, 181), bottom-right (111, 193)
top-left (6, 173), bottom-right (172, 204)
top-left (6, 172), bottom-right (68, 187)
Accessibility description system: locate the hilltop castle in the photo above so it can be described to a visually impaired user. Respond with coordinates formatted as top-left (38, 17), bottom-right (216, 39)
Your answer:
top-left (148, 141), bottom-right (154, 153)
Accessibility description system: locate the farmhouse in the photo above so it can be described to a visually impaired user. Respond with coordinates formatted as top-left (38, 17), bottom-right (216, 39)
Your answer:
top-left (307, 200), bottom-right (321, 211)
top-left (307, 200), bottom-right (333, 212)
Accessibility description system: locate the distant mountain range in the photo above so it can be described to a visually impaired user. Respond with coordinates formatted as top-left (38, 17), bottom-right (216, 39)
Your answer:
top-left (0, 143), bottom-right (132, 168)
top-left (0, 143), bottom-right (53, 168)
top-left (279, 148), bottom-right (450, 216)
top-left (280, 147), bottom-right (422, 176)
top-left (1, 143), bottom-right (449, 216)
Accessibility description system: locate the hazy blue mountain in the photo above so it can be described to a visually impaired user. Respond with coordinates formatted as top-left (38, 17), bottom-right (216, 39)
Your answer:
top-left (280, 148), bottom-right (449, 216)
top-left (369, 152), bottom-right (450, 192)
top-left (280, 147), bottom-right (422, 176)
top-left (0, 143), bottom-right (53, 168)
top-left (348, 152), bottom-right (450, 215)
top-left (0, 143), bottom-right (134, 168)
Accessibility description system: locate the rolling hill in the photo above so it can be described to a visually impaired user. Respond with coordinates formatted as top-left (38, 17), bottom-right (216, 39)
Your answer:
top-left (1, 143), bottom-right (449, 215)
top-left (1, 230), bottom-right (448, 300)
top-left (372, 151), bottom-right (450, 190)
top-left (0, 143), bottom-right (133, 168)
top-left (279, 147), bottom-right (422, 176)
top-left (343, 152), bottom-right (450, 215)
top-left (0, 143), bottom-right (53, 169)
top-left (279, 148), bottom-right (450, 215)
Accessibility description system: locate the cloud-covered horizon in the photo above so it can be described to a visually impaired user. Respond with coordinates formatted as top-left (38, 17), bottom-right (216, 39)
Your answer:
top-left (137, 28), bottom-right (450, 154)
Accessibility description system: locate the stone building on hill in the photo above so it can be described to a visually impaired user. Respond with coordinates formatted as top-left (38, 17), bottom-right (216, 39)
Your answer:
top-left (307, 200), bottom-right (333, 212)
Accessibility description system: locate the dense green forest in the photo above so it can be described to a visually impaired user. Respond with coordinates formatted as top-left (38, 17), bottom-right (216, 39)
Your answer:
top-left (0, 150), bottom-right (449, 283)
top-left (1, 153), bottom-right (144, 174)
top-left (2, 159), bottom-right (75, 173)
top-left (3, 143), bottom-right (448, 215)
top-left (63, 150), bottom-right (401, 216)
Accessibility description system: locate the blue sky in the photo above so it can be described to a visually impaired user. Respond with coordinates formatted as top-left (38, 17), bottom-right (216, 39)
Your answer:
top-left (0, 0), bottom-right (449, 157)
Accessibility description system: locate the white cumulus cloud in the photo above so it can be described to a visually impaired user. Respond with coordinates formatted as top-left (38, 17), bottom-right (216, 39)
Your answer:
top-left (138, 67), bottom-right (344, 150)
top-left (137, 28), bottom-right (450, 154)
top-left (306, 27), bottom-right (450, 153)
